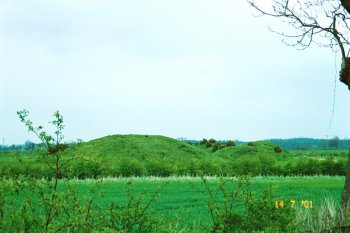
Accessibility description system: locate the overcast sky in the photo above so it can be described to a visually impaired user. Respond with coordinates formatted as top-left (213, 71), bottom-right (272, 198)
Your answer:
top-left (1, 0), bottom-right (350, 144)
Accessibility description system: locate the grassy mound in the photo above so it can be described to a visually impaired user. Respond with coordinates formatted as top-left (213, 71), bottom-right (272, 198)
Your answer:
top-left (214, 141), bottom-right (287, 159)
top-left (60, 134), bottom-right (220, 177)
top-left (0, 136), bottom-right (346, 178)
top-left (70, 134), bottom-right (210, 159)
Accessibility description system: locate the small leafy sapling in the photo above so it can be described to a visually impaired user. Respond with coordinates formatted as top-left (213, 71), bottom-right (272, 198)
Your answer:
top-left (17, 109), bottom-right (70, 232)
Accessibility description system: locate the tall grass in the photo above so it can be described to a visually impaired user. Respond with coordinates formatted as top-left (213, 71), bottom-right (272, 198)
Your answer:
top-left (293, 196), bottom-right (345, 232)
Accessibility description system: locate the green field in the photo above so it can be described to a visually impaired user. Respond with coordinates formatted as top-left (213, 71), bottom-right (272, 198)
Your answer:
top-left (1, 175), bottom-right (344, 232)
top-left (63, 176), bottom-right (344, 221)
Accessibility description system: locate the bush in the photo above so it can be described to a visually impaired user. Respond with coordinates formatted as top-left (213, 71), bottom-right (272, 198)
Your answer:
top-left (226, 140), bottom-right (236, 147)
top-left (119, 159), bottom-right (145, 177)
top-left (205, 141), bottom-right (212, 148)
top-left (235, 158), bottom-right (260, 175)
top-left (200, 138), bottom-right (208, 145)
top-left (274, 145), bottom-right (283, 153)
top-left (66, 160), bottom-right (103, 179)
top-left (199, 159), bottom-right (221, 175)
top-left (188, 159), bottom-right (201, 176)
top-left (243, 187), bottom-right (296, 232)
top-left (258, 154), bottom-right (278, 175)
top-left (146, 158), bottom-right (175, 176)
top-left (212, 144), bottom-right (219, 152)
top-left (321, 158), bottom-right (337, 175)
top-left (209, 138), bottom-right (217, 144)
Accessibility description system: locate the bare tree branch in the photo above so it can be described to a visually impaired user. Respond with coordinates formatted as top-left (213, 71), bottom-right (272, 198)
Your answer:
top-left (247, 0), bottom-right (350, 87)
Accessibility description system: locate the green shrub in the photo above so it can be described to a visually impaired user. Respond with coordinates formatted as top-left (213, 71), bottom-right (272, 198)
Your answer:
top-left (321, 158), bottom-right (337, 175)
top-left (188, 159), bottom-right (201, 176)
top-left (173, 159), bottom-right (191, 175)
top-left (119, 159), bottom-right (146, 177)
top-left (212, 144), bottom-right (219, 152)
top-left (205, 141), bottom-right (212, 148)
top-left (146, 158), bottom-right (175, 176)
top-left (209, 138), bottom-right (217, 144)
top-left (199, 159), bottom-right (221, 175)
top-left (226, 140), bottom-right (236, 147)
top-left (66, 160), bottom-right (103, 179)
top-left (243, 187), bottom-right (296, 232)
top-left (235, 158), bottom-right (260, 175)
top-left (282, 162), bottom-right (295, 176)
top-left (258, 154), bottom-right (277, 175)
top-left (274, 145), bottom-right (283, 153)
top-left (200, 138), bottom-right (208, 145)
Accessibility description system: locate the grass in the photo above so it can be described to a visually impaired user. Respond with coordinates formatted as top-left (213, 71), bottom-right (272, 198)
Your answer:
top-left (42, 176), bottom-right (344, 228)
top-left (0, 172), bottom-right (346, 231)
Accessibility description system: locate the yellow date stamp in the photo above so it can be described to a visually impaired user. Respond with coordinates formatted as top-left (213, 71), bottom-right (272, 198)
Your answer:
top-left (275, 200), bottom-right (313, 209)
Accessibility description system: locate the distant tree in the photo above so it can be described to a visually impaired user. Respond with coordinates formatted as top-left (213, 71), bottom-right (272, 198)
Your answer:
top-left (328, 136), bottom-right (340, 149)
top-left (205, 141), bottom-right (213, 148)
top-left (274, 146), bottom-right (283, 153)
top-left (200, 138), bottom-right (208, 145)
top-left (212, 144), bottom-right (219, 152)
top-left (24, 140), bottom-right (36, 151)
top-left (226, 140), bottom-right (236, 147)
top-left (209, 138), bottom-right (217, 144)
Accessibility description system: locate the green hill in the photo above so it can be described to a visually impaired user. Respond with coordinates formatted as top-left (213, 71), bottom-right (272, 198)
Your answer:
top-left (71, 134), bottom-right (210, 159)
top-left (214, 141), bottom-right (288, 160)
top-left (62, 134), bottom-right (219, 177)
top-left (0, 136), bottom-right (347, 178)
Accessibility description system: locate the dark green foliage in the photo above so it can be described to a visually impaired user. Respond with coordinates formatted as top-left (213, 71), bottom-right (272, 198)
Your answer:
top-left (119, 159), bottom-right (146, 177)
top-left (226, 140), bottom-right (236, 147)
top-left (66, 160), bottom-right (103, 179)
top-left (274, 145), bottom-right (283, 153)
top-left (205, 141), bottom-right (213, 148)
top-left (200, 138), bottom-right (233, 153)
top-left (328, 136), bottom-right (340, 149)
top-left (209, 138), bottom-right (217, 144)
top-left (200, 138), bottom-right (208, 145)
top-left (199, 159), bottom-right (222, 175)
top-left (212, 144), bottom-right (219, 152)
top-left (145, 157), bottom-right (175, 176)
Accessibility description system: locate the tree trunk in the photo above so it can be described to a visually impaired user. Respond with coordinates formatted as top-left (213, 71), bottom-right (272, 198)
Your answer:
top-left (341, 149), bottom-right (350, 225)
top-left (341, 0), bottom-right (350, 15)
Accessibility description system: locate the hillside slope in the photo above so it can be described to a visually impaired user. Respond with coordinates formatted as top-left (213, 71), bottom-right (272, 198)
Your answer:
top-left (214, 141), bottom-right (288, 161)
top-left (70, 134), bottom-right (210, 159)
